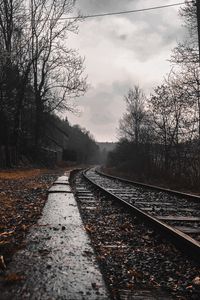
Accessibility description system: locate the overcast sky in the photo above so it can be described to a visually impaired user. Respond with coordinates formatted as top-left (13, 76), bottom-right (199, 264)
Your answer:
top-left (66, 0), bottom-right (186, 142)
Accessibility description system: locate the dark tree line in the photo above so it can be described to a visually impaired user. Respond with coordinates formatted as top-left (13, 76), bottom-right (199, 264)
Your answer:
top-left (0, 0), bottom-right (87, 166)
top-left (108, 1), bottom-right (200, 188)
top-left (42, 114), bottom-right (100, 165)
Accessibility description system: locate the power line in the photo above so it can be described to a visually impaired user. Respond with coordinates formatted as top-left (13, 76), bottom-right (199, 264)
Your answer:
top-left (60, 1), bottom-right (193, 20)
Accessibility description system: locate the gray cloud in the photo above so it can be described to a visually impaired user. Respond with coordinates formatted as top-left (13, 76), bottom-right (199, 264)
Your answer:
top-left (68, 81), bottom-right (138, 141)
top-left (67, 0), bottom-right (187, 141)
top-left (75, 0), bottom-right (185, 61)
top-left (119, 34), bottom-right (127, 41)
top-left (75, 0), bottom-right (132, 14)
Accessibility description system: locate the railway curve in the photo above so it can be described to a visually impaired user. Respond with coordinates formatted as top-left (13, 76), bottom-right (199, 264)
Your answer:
top-left (83, 167), bottom-right (200, 262)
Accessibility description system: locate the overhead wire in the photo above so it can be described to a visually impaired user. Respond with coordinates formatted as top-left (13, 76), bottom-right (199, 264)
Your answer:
top-left (58, 1), bottom-right (194, 20)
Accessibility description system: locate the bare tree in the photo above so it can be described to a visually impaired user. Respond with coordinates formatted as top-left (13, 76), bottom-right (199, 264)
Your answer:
top-left (180, 0), bottom-right (197, 45)
top-left (0, 0), bottom-right (31, 162)
top-left (170, 1), bottom-right (200, 141)
top-left (119, 86), bottom-right (148, 144)
top-left (0, 0), bottom-right (87, 167)
top-left (171, 0), bottom-right (197, 64)
top-left (149, 71), bottom-right (193, 173)
top-left (28, 0), bottom-right (87, 147)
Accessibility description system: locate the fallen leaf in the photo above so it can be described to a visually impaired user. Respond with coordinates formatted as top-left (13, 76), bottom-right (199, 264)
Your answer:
top-left (85, 224), bottom-right (94, 234)
top-left (192, 276), bottom-right (200, 286)
top-left (0, 241), bottom-right (10, 245)
top-left (4, 273), bottom-right (25, 282)
top-left (0, 256), bottom-right (6, 269)
top-left (126, 283), bottom-right (134, 289)
top-left (186, 285), bottom-right (193, 289)
top-left (21, 224), bottom-right (29, 231)
top-left (0, 230), bottom-right (14, 237)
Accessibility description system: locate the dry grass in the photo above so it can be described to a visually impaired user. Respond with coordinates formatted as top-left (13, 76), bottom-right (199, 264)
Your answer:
top-left (0, 168), bottom-right (48, 180)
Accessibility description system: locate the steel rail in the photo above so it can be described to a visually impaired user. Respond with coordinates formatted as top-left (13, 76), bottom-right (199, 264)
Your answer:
top-left (96, 168), bottom-right (200, 202)
top-left (82, 168), bottom-right (200, 263)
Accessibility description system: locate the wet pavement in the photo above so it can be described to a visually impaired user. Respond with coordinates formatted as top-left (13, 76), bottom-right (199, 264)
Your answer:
top-left (0, 172), bottom-right (110, 300)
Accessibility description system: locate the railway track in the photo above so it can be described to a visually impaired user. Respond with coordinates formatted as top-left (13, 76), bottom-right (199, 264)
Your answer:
top-left (82, 167), bottom-right (200, 261)
top-left (72, 169), bottom-right (200, 300)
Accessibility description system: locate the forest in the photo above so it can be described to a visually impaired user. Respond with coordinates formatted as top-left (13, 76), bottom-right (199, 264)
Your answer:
top-left (107, 1), bottom-right (200, 190)
top-left (0, 0), bottom-right (102, 167)
top-left (1, 0), bottom-right (200, 189)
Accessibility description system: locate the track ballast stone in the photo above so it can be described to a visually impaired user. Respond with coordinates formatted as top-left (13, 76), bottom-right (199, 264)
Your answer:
top-left (72, 171), bottom-right (200, 300)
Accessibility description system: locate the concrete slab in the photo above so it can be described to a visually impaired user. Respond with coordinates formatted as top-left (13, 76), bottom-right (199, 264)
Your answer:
top-left (48, 184), bottom-right (72, 193)
top-left (57, 175), bottom-right (69, 181)
top-left (1, 173), bottom-right (110, 300)
top-left (54, 180), bottom-right (70, 185)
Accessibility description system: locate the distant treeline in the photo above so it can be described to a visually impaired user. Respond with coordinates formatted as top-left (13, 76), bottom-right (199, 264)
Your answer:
top-left (0, 107), bottom-right (100, 167)
top-left (44, 115), bottom-right (100, 165)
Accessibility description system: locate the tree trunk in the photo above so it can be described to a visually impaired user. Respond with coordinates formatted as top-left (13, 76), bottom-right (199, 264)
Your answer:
top-left (34, 96), bottom-right (43, 150)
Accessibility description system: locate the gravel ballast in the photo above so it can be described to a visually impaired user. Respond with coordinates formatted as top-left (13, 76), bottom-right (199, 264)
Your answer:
top-left (72, 171), bottom-right (200, 300)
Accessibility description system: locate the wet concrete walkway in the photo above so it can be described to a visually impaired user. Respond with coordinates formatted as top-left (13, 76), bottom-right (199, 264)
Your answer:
top-left (1, 172), bottom-right (110, 300)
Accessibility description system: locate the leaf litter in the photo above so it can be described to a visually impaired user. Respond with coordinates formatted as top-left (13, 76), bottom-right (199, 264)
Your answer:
top-left (0, 167), bottom-right (63, 283)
